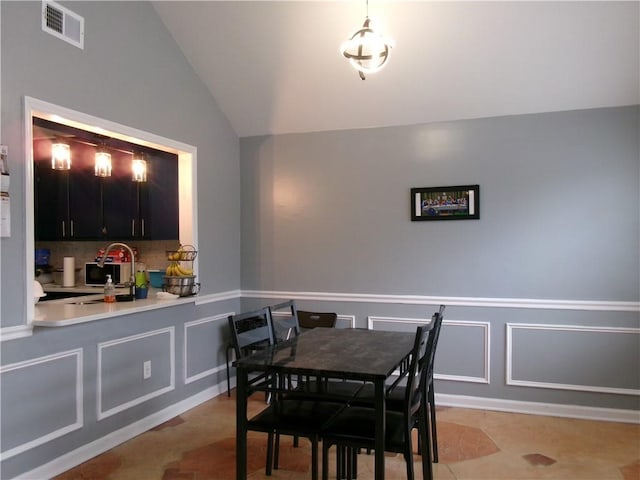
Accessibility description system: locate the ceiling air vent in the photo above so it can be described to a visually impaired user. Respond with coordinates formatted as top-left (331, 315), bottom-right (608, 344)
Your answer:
top-left (41, 0), bottom-right (84, 49)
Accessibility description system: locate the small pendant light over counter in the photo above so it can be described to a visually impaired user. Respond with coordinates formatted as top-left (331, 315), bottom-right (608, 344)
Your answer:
top-left (131, 152), bottom-right (147, 182)
top-left (51, 140), bottom-right (71, 170)
top-left (340, 0), bottom-right (393, 80)
top-left (94, 144), bottom-right (112, 177)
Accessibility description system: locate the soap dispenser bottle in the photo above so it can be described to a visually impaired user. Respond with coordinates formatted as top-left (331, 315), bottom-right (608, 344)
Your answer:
top-left (104, 274), bottom-right (116, 303)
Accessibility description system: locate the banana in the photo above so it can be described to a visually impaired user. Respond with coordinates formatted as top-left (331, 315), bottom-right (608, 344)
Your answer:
top-left (166, 262), bottom-right (178, 276)
top-left (174, 263), bottom-right (193, 276)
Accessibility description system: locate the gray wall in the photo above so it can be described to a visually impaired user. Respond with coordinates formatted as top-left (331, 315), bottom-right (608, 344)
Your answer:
top-left (1, 0), bottom-right (241, 328)
top-left (1, 2), bottom-right (240, 478)
top-left (240, 106), bottom-right (640, 411)
top-left (1, 1), bottom-right (638, 478)
top-left (241, 107), bottom-right (639, 300)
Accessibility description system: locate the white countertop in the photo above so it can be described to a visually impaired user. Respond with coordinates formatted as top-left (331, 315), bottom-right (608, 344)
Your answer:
top-left (33, 288), bottom-right (196, 327)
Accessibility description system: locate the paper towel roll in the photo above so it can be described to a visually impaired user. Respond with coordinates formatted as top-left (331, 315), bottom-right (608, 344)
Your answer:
top-left (63, 257), bottom-right (75, 287)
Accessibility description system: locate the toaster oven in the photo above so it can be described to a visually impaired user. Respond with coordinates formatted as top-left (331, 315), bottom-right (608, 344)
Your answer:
top-left (85, 262), bottom-right (131, 286)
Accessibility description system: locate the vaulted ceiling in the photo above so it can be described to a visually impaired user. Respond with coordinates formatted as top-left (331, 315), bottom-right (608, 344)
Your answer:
top-left (152, 1), bottom-right (639, 138)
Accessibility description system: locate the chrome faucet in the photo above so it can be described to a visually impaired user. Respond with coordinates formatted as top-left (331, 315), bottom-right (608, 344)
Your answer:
top-left (98, 242), bottom-right (136, 297)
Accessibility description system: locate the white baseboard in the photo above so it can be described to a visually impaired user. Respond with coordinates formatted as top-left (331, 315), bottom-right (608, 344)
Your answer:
top-left (14, 387), bottom-right (638, 480)
top-left (16, 384), bottom-right (225, 480)
top-left (436, 393), bottom-right (640, 424)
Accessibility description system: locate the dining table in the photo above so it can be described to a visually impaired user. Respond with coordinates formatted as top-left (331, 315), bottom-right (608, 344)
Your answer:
top-left (234, 326), bottom-right (416, 480)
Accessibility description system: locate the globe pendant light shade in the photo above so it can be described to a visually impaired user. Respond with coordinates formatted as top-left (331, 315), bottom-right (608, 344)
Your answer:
top-left (341, 16), bottom-right (393, 80)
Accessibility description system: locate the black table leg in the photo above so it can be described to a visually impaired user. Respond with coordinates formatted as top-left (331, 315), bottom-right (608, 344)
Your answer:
top-left (236, 367), bottom-right (248, 480)
top-left (374, 378), bottom-right (385, 480)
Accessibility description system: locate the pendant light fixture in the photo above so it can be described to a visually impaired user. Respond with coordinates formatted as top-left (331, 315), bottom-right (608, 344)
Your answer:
top-left (94, 144), bottom-right (112, 177)
top-left (51, 140), bottom-right (71, 170)
top-left (340, 0), bottom-right (393, 80)
top-left (131, 152), bottom-right (147, 182)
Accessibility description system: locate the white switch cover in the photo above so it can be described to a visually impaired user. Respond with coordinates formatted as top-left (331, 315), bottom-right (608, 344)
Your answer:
top-left (143, 360), bottom-right (151, 379)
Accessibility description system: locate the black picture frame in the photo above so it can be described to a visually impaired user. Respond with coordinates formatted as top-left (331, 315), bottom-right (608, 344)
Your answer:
top-left (411, 185), bottom-right (480, 221)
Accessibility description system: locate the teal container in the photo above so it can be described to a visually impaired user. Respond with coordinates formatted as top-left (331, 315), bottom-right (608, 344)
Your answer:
top-left (148, 270), bottom-right (164, 288)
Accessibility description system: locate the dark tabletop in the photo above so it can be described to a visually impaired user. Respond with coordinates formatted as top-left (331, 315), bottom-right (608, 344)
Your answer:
top-left (233, 327), bottom-right (415, 381)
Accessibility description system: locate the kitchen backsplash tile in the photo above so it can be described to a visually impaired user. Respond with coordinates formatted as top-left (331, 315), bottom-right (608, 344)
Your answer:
top-left (35, 240), bottom-right (180, 274)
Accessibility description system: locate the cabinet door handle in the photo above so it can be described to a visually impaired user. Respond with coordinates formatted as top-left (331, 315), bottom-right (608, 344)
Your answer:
top-left (62, 221), bottom-right (66, 238)
top-left (70, 220), bottom-right (74, 237)
top-left (132, 219), bottom-right (135, 237)
top-left (141, 219), bottom-right (145, 237)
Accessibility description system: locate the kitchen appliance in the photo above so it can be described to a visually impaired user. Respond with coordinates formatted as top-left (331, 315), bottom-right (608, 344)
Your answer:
top-left (85, 262), bottom-right (131, 286)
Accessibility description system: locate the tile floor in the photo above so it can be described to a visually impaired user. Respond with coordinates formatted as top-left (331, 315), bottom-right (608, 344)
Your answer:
top-left (55, 392), bottom-right (639, 480)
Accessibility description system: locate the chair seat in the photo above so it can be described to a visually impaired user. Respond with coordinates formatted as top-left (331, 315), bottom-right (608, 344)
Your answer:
top-left (351, 382), bottom-right (405, 410)
top-left (248, 398), bottom-right (348, 435)
top-left (286, 378), bottom-right (365, 403)
top-left (321, 406), bottom-right (409, 453)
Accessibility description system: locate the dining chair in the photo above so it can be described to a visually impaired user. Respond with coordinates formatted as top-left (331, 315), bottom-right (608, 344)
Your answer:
top-left (229, 307), bottom-right (289, 476)
top-left (266, 303), bottom-right (364, 473)
top-left (246, 386), bottom-right (348, 480)
top-left (267, 305), bottom-right (362, 403)
top-left (350, 305), bottom-right (445, 463)
top-left (426, 305), bottom-right (446, 462)
top-left (297, 310), bottom-right (337, 329)
top-left (227, 307), bottom-right (276, 398)
top-left (320, 323), bottom-right (436, 480)
top-left (226, 302), bottom-right (293, 398)
top-left (283, 309), bottom-right (364, 404)
top-left (270, 299), bottom-right (301, 341)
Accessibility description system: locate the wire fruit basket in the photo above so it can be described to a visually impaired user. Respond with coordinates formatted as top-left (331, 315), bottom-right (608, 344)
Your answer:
top-left (166, 244), bottom-right (197, 262)
top-left (163, 244), bottom-right (199, 295)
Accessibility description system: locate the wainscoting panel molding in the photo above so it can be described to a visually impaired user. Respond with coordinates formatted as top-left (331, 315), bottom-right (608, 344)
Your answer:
top-left (507, 323), bottom-right (640, 395)
top-left (0, 349), bottom-right (83, 460)
top-left (97, 327), bottom-right (175, 420)
top-left (369, 316), bottom-right (490, 384)
top-left (337, 314), bottom-right (356, 329)
top-left (184, 312), bottom-right (233, 384)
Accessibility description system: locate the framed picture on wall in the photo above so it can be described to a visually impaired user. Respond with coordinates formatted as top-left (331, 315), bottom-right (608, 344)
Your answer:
top-left (411, 185), bottom-right (480, 221)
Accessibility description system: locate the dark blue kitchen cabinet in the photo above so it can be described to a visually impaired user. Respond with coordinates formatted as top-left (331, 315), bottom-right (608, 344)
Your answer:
top-left (33, 120), bottom-right (179, 242)
top-left (143, 152), bottom-right (179, 240)
top-left (102, 151), bottom-right (178, 240)
top-left (34, 142), bottom-right (102, 240)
